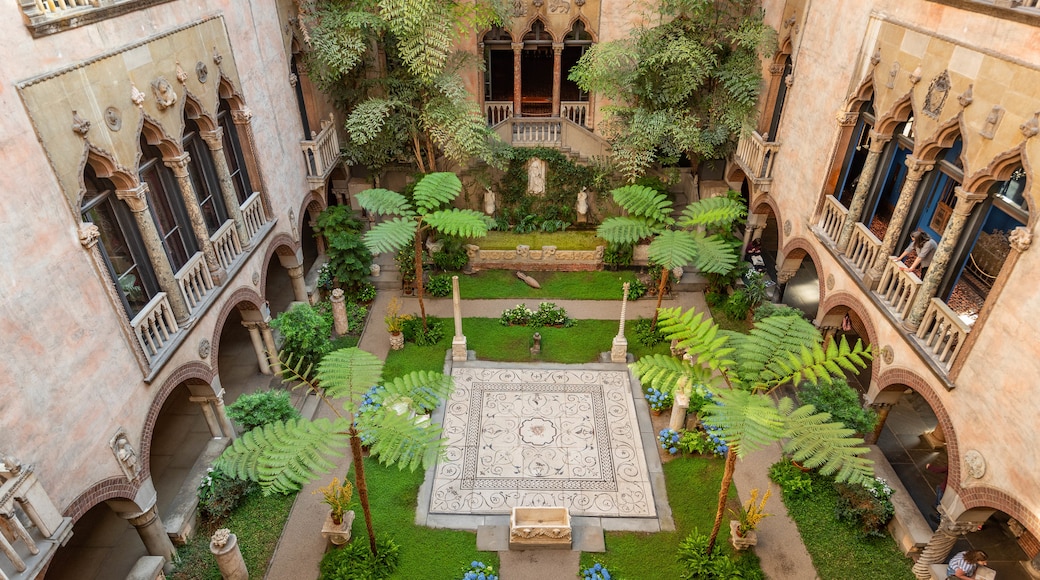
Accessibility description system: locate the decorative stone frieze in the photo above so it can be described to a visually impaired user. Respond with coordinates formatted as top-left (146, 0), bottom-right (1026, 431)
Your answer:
top-left (464, 244), bottom-right (606, 271)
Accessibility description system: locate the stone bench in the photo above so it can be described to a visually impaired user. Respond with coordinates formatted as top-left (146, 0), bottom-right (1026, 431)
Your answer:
top-left (867, 447), bottom-right (934, 555)
top-left (163, 437), bottom-right (230, 544)
top-left (509, 507), bottom-right (572, 549)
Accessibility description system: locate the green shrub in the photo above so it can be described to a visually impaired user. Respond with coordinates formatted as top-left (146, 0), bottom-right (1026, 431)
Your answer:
top-left (604, 243), bottom-right (634, 270)
top-left (355, 282), bottom-right (377, 303)
top-left (197, 467), bottom-right (257, 523)
top-left (705, 290), bottom-right (728, 309)
top-left (834, 478), bottom-right (895, 538)
top-left (226, 390), bottom-right (300, 432)
top-left (402, 316), bottom-right (446, 346)
top-left (768, 460), bottom-right (814, 500)
top-left (432, 236), bottom-right (470, 271)
top-left (396, 245), bottom-right (416, 282)
top-left (634, 317), bottom-right (665, 347)
top-left (539, 219), bottom-right (570, 233)
top-left (753, 302), bottom-right (803, 321)
top-left (627, 278), bottom-right (648, 300)
top-left (271, 302), bottom-right (333, 369)
top-left (677, 429), bottom-right (717, 456)
top-left (316, 206), bottom-right (374, 293)
top-left (498, 303), bottom-right (573, 327)
top-left (722, 289), bottom-right (753, 321)
top-left (318, 535), bottom-right (401, 580)
top-left (676, 529), bottom-right (757, 579)
top-left (799, 379), bottom-right (878, 435)
top-left (427, 274), bottom-right (453, 297)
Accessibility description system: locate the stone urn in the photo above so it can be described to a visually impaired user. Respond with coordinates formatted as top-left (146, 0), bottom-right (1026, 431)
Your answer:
top-left (322, 510), bottom-right (355, 546)
top-left (729, 520), bottom-right (757, 551)
top-left (389, 332), bottom-right (404, 351)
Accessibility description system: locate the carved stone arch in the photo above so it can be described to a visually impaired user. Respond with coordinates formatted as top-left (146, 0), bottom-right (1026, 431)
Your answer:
top-left (480, 24), bottom-right (514, 43)
top-left (261, 232), bottom-right (302, 291)
top-left (777, 33), bottom-right (794, 61)
top-left (139, 361), bottom-right (216, 478)
top-left (182, 92), bottom-right (217, 132)
top-left (82, 143), bottom-right (139, 196)
top-left (777, 235), bottom-right (826, 305)
top-left (139, 117), bottom-right (181, 159)
top-left (564, 15), bottom-right (598, 42)
top-left (962, 144), bottom-right (1028, 194)
top-left (522, 17), bottom-right (558, 43)
top-left (62, 477), bottom-right (141, 522)
top-left (750, 192), bottom-right (781, 229)
top-left (956, 485), bottom-right (1040, 541)
top-left (217, 74), bottom-right (246, 110)
top-left (846, 76), bottom-right (875, 112)
top-left (868, 366), bottom-right (961, 487)
top-left (815, 290), bottom-right (881, 387)
top-left (209, 286), bottom-right (266, 365)
top-left (873, 93), bottom-right (915, 136)
top-left (914, 115), bottom-right (964, 163)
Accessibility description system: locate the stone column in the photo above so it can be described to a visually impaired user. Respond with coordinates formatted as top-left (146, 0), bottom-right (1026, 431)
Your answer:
top-left (512, 42), bottom-right (523, 117)
top-left (189, 395), bottom-right (223, 437)
top-left (451, 275), bottom-right (467, 361)
top-left (551, 42), bottom-right (564, 117)
top-left (242, 321), bottom-right (272, 375)
top-left (611, 282), bottom-right (630, 363)
top-left (259, 321), bottom-right (282, 375)
top-left (124, 505), bottom-right (176, 567)
top-left (210, 529), bottom-right (248, 580)
top-left (912, 515), bottom-right (980, 579)
top-left (924, 420), bottom-right (947, 448)
top-left (669, 391), bottom-right (690, 432)
top-left (865, 156), bottom-right (935, 288)
top-left (330, 288), bottom-right (349, 335)
top-left (164, 152), bottom-right (226, 284)
top-left (200, 127), bottom-right (251, 248)
top-left (231, 107), bottom-right (272, 219)
top-left (212, 388), bottom-right (236, 440)
top-left (116, 184), bottom-right (191, 323)
top-left (836, 131), bottom-right (890, 252)
top-left (904, 187), bottom-right (988, 331)
top-left (287, 265), bottom-right (309, 303)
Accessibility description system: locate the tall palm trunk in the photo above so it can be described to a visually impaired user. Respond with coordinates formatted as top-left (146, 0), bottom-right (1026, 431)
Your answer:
top-left (414, 225), bottom-right (428, 329)
top-left (349, 429), bottom-right (378, 556)
top-left (651, 267), bottom-right (670, 327)
top-left (706, 446), bottom-right (738, 555)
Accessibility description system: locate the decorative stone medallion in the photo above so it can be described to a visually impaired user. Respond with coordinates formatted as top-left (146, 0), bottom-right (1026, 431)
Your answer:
top-left (252, 271), bottom-right (261, 286)
top-left (519, 417), bottom-right (558, 446)
top-left (964, 450), bottom-right (986, 479)
top-left (198, 339), bottom-right (211, 359)
top-left (104, 106), bottom-right (122, 131)
top-left (196, 61), bottom-right (209, 83)
top-left (151, 77), bottom-right (177, 110)
top-left (826, 273), bottom-right (835, 290)
top-left (880, 345), bottom-right (894, 365)
top-left (784, 219), bottom-right (792, 236)
top-left (922, 70), bottom-right (951, 119)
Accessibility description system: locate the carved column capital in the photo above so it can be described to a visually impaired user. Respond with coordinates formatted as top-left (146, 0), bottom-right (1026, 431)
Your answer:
top-left (552, 42), bottom-right (564, 54)
top-left (952, 187), bottom-right (988, 216)
top-left (199, 127), bottom-right (225, 149)
top-left (867, 130), bottom-right (892, 153)
top-left (79, 223), bottom-right (101, 248)
top-left (1009, 226), bottom-right (1032, 252)
top-left (231, 107), bottom-right (253, 124)
top-left (511, 42), bottom-right (523, 53)
top-left (116, 184), bottom-right (150, 213)
top-left (769, 62), bottom-right (785, 75)
top-left (904, 156), bottom-right (935, 175)
top-left (163, 152), bottom-right (192, 176)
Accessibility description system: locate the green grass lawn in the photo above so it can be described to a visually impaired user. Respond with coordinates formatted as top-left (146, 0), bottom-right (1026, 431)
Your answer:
top-left (473, 230), bottom-right (607, 250)
top-left (171, 489), bottom-right (295, 579)
top-left (780, 475), bottom-right (915, 580)
top-left (449, 269), bottom-right (641, 300)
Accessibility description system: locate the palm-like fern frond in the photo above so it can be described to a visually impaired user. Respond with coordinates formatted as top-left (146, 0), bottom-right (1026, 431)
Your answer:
top-left (355, 188), bottom-right (415, 217)
top-left (216, 417), bottom-right (351, 494)
top-left (381, 370), bottom-right (456, 409)
top-left (596, 216), bottom-right (658, 245)
top-left (729, 315), bottom-right (821, 389)
top-left (424, 208), bottom-right (493, 238)
top-left (610, 184), bottom-right (675, 224)
top-left (317, 347), bottom-right (385, 405)
top-left (361, 218), bottom-right (417, 254)
top-left (630, 354), bottom-right (716, 396)
top-left (699, 389), bottom-right (785, 457)
top-left (647, 230), bottom-right (700, 269)
top-left (678, 195), bottom-right (747, 228)
top-left (411, 171), bottom-right (462, 214)
top-left (357, 408), bottom-right (446, 472)
top-left (780, 399), bottom-right (873, 485)
top-left (759, 336), bottom-right (872, 392)
top-left (656, 307), bottom-right (734, 370)
top-left (688, 231), bottom-right (740, 275)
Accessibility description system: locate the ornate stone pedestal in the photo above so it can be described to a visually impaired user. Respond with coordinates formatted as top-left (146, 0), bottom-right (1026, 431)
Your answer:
top-left (729, 520), bottom-right (757, 551)
top-left (321, 510), bottom-right (355, 546)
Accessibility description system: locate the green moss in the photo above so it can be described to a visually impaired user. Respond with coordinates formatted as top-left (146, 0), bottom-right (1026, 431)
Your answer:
top-left (474, 230), bottom-right (607, 250)
top-left (456, 270), bottom-right (640, 300)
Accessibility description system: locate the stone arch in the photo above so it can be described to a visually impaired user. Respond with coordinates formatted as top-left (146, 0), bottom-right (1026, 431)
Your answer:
top-left (815, 290), bottom-right (881, 386)
top-left (81, 144), bottom-right (139, 196)
top-left (139, 117), bottom-right (181, 159)
top-left (61, 477), bottom-right (141, 523)
top-left (956, 485), bottom-right (1040, 541)
top-left (209, 285), bottom-right (266, 365)
top-left (869, 366), bottom-right (961, 485)
top-left (300, 192), bottom-right (327, 226)
top-left (261, 231), bottom-right (301, 296)
top-left (846, 75), bottom-right (875, 110)
top-left (962, 145), bottom-right (1032, 209)
top-left (915, 116), bottom-right (964, 163)
top-left (751, 193), bottom-right (782, 229)
top-left (778, 235), bottom-right (824, 278)
top-left (182, 92), bottom-right (217, 132)
top-left (139, 361), bottom-right (216, 479)
top-left (564, 15), bottom-right (598, 42)
top-left (217, 74), bottom-right (246, 111)
top-left (874, 93), bottom-right (914, 136)
top-left (521, 17), bottom-right (558, 43)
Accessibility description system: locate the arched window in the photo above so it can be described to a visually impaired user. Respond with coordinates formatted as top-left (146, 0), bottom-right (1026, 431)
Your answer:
top-left (834, 96), bottom-right (875, 206)
top-left (482, 26), bottom-right (514, 103)
top-left (218, 99), bottom-right (253, 203)
top-left (81, 165), bottom-right (158, 316)
top-left (139, 135), bottom-right (197, 271)
top-left (183, 116), bottom-right (228, 234)
top-left (561, 20), bottom-right (593, 103)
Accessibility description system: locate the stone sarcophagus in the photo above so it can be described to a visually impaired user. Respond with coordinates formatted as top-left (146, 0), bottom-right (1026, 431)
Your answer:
top-left (509, 506), bottom-right (572, 549)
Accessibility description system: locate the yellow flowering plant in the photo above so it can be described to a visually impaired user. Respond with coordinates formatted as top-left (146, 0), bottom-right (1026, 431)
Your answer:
top-left (314, 477), bottom-right (353, 524)
top-left (731, 487), bottom-right (772, 536)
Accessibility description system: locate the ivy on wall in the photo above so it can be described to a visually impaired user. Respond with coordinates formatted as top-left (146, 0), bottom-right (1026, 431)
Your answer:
top-left (497, 147), bottom-right (599, 224)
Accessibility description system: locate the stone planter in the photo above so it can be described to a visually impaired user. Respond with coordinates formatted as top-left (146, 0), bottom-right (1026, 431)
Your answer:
top-left (389, 332), bottom-right (404, 351)
top-left (322, 510), bottom-right (355, 546)
top-left (729, 520), bottom-right (757, 551)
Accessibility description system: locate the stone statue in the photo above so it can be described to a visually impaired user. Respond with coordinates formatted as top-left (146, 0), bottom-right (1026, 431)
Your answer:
top-left (484, 187), bottom-right (496, 215)
top-left (576, 188), bottom-right (588, 215)
top-left (528, 158), bottom-right (546, 195)
top-left (113, 434), bottom-right (141, 481)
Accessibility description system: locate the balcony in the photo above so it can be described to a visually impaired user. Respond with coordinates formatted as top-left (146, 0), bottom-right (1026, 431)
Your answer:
top-left (240, 192), bottom-right (267, 243)
top-left (846, 223), bottom-right (882, 277)
top-left (18, 0), bottom-right (175, 37)
top-left (484, 101), bottom-right (513, 127)
top-left (915, 298), bottom-right (972, 372)
top-left (817, 196), bottom-right (848, 246)
top-left (210, 219), bottom-right (243, 271)
top-left (301, 113), bottom-right (341, 191)
top-left (560, 101), bottom-right (591, 130)
top-left (734, 130), bottom-right (780, 192)
top-left (0, 462), bottom-right (73, 579)
top-left (175, 251), bottom-right (215, 313)
top-left (131, 292), bottom-right (180, 364)
top-left (876, 258), bottom-right (923, 320)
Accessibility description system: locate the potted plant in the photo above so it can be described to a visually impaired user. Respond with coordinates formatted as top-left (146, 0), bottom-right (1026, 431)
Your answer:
top-left (385, 297), bottom-right (405, 350)
top-left (729, 487), bottom-right (771, 550)
top-left (645, 387), bottom-right (673, 416)
top-left (315, 477), bottom-right (355, 545)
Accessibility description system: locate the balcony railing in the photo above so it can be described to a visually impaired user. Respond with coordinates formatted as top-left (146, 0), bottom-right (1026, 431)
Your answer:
top-left (560, 101), bottom-right (591, 129)
top-left (131, 292), bottom-right (180, 362)
top-left (484, 101), bottom-right (513, 126)
top-left (0, 463), bottom-right (72, 578)
top-left (301, 113), bottom-right (340, 182)
top-left (915, 298), bottom-right (972, 373)
top-left (734, 130), bottom-right (781, 190)
top-left (18, 0), bottom-right (175, 37)
top-left (175, 252), bottom-right (214, 313)
top-left (847, 223), bottom-right (882, 276)
top-left (818, 196), bottom-right (848, 244)
top-left (210, 219), bottom-right (242, 271)
top-left (240, 192), bottom-right (267, 242)
top-left (875, 258), bottom-right (922, 319)
top-left (512, 119), bottom-right (561, 146)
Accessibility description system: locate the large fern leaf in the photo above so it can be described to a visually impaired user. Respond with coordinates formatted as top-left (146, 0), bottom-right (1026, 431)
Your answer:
top-left (596, 216), bottom-right (658, 245)
top-left (382, 370), bottom-right (456, 410)
top-left (357, 407), bottom-right (446, 472)
top-left (688, 231), bottom-right (740, 275)
top-left (678, 195), bottom-right (747, 228)
top-left (656, 307), bottom-right (734, 370)
top-left (781, 399), bottom-right (874, 485)
top-left (647, 230), bottom-right (699, 269)
top-left (424, 208), bottom-right (493, 238)
top-left (632, 354), bottom-right (704, 395)
top-left (758, 336), bottom-right (872, 392)
top-left (215, 417), bottom-right (351, 494)
top-left (610, 184), bottom-right (675, 224)
top-left (355, 188), bottom-right (415, 217)
top-left (361, 218), bottom-right (416, 254)
top-left (731, 315), bottom-right (821, 389)
top-left (699, 389), bottom-right (785, 457)
top-left (317, 347), bottom-right (386, 405)
top-left (412, 172), bottom-right (463, 214)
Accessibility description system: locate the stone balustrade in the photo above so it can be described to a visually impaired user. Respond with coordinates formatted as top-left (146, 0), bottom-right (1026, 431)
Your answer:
top-left (735, 130), bottom-right (780, 190)
top-left (875, 258), bottom-right (922, 319)
top-left (484, 101), bottom-right (513, 126)
top-left (560, 101), bottom-right (590, 129)
top-left (464, 244), bottom-right (605, 272)
top-left (210, 219), bottom-right (242, 271)
top-left (131, 292), bottom-right (180, 361)
top-left (0, 462), bottom-right (72, 579)
top-left (916, 298), bottom-right (972, 373)
top-left (300, 113), bottom-right (340, 182)
top-left (512, 120), bottom-right (561, 146)
top-left (175, 251), bottom-right (214, 312)
top-left (240, 192), bottom-right (266, 242)
top-left (818, 196), bottom-right (848, 245)
top-left (847, 223), bottom-right (882, 275)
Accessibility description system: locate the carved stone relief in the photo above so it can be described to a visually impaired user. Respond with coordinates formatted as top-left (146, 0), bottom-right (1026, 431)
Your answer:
top-left (131, 83), bottom-right (146, 108)
top-left (104, 107), bottom-right (122, 131)
top-left (1020, 112), bottom-right (1039, 138)
top-left (783, 219), bottom-right (792, 236)
top-left (549, 0), bottom-right (570, 12)
top-left (110, 430), bottom-right (141, 482)
top-left (196, 61), bottom-right (209, 83)
top-left (880, 345), bottom-right (894, 364)
top-left (886, 62), bottom-right (900, 89)
top-left (175, 62), bottom-right (188, 84)
top-left (922, 70), bottom-right (950, 119)
top-left (151, 77), bottom-right (177, 110)
top-left (198, 339), bottom-right (211, 359)
top-left (957, 84), bottom-right (973, 108)
top-left (826, 273), bottom-right (835, 290)
top-left (964, 450), bottom-right (986, 479)
top-left (72, 111), bottom-right (90, 136)
top-left (79, 223), bottom-right (101, 248)
top-left (980, 106), bottom-right (1004, 139)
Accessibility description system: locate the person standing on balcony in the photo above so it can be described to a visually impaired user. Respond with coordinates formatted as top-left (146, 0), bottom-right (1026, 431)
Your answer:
top-left (895, 230), bottom-right (938, 278)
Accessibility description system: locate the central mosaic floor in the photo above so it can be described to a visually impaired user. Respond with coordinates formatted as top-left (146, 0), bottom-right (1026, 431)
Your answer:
top-left (429, 367), bottom-right (656, 518)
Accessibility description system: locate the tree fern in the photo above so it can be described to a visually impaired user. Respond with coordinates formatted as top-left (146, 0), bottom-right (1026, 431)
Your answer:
top-left (655, 307), bottom-right (734, 369)
top-left (318, 348), bottom-right (386, 402)
top-left (357, 408), bottom-right (445, 472)
top-left (424, 209), bottom-right (493, 238)
top-left (781, 400), bottom-right (873, 485)
top-left (610, 185), bottom-right (675, 223)
top-left (361, 218), bottom-right (416, 254)
top-left (411, 171), bottom-right (462, 214)
top-left (699, 389), bottom-right (785, 457)
top-left (596, 216), bottom-right (657, 245)
top-left (647, 230), bottom-right (700, 269)
top-left (679, 196), bottom-right (747, 229)
top-left (355, 188), bottom-right (415, 217)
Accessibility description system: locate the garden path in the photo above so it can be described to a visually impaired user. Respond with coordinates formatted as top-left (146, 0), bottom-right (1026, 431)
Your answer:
top-left (265, 288), bottom-right (820, 580)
